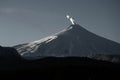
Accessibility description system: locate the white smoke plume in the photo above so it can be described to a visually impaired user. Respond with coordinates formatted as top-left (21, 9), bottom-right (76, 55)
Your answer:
top-left (66, 15), bottom-right (75, 25)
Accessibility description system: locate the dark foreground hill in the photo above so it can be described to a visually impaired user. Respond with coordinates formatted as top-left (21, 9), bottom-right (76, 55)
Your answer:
top-left (0, 46), bottom-right (23, 63)
top-left (0, 57), bottom-right (120, 80)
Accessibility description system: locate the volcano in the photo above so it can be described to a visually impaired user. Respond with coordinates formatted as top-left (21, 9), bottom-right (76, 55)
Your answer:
top-left (1, 17), bottom-right (120, 79)
top-left (14, 23), bottom-right (120, 60)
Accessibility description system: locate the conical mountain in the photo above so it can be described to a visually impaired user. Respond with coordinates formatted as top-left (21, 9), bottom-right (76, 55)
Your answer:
top-left (15, 24), bottom-right (120, 60)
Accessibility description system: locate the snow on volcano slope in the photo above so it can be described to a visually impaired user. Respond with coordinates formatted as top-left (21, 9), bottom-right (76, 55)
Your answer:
top-left (14, 24), bottom-right (120, 60)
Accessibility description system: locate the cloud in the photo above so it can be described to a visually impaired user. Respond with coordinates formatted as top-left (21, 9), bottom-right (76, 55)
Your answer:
top-left (0, 8), bottom-right (15, 13)
top-left (0, 8), bottom-right (35, 14)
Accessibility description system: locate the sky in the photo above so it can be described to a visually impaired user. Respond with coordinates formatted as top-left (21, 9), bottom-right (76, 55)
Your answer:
top-left (0, 0), bottom-right (120, 46)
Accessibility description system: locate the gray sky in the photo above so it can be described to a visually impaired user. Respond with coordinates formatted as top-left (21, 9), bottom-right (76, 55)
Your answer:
top-left (0, 0), bottom-right (120, 46)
